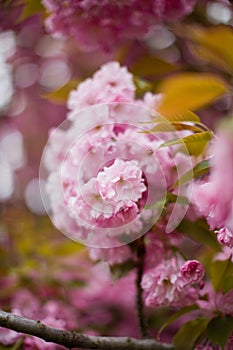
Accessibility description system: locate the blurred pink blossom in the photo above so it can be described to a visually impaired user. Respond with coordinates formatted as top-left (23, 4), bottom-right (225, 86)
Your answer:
top-left (42, 0), bottom-right (196, 51)
top-left (192, 122), bottom-right (233, 233)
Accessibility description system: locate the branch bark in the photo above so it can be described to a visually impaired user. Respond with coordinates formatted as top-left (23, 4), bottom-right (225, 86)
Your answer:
top-left (0, 310), bottom-right (173, 350)
top-left (136, 236), bottom-right (149, 338)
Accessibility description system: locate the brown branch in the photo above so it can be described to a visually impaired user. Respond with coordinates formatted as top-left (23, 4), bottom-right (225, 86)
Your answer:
top-left (0, 310), bottom-right (173, 350)
top-left (136, 236), bottom-right (149, 338)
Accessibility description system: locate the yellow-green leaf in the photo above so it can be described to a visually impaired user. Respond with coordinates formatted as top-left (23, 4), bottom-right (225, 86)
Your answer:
top-left (145, 110), bottom-right (207, 133)
top-left (18, 0), bottom-right (45, 21)
top-left (130, 56), bottom-right (179, 76)
top-left (190, 26), bottom-right (233, 73)
top-left (156, 73), bottom-right (228, 114)
top-left (43, 79), bottom-right (80, 104)
top-left (160, 131), bottom-right (213, 156)
top-left (148, 121), bottom-right (205, 133)
top-left (210, 258), bottom-right (233, 292)
top-left (154, 110), bottom-right (201, 123)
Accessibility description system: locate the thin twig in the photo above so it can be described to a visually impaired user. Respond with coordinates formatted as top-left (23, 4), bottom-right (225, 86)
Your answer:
top-left (0, 310), bottom-right (173, 350)
top-left (136, 236), bottom-right (149, 338)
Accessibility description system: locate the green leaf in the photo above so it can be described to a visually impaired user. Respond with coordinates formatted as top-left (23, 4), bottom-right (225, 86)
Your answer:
top-left (210, 258), bottom-right (233, 292)
top-left (177, 219), bottom-right (220, 251)
top-left (133, 76), bottom-right (153, 96)
top-left (144, 197), bottom-right (167, 211)
top-left (130, 56), bottom-right (179, 77)
top-left (109, 260), bottom-right (135, 279)
top-left (158, 305), bottom-right (198, 340)
top-left (207, 316), bottom-right (233, 349)
top-left (145, 192), bottom-right (188, 211)
top-left (174, 318), bottom-right (210, 350)
top-left (172, 159), bottom-right (210, 188)
top-left (166, 192), bottom-right (189, 205)
top-left (159, 131), bottom-right (213, 156)
top-left (157, 73), bottom-right (228, 114)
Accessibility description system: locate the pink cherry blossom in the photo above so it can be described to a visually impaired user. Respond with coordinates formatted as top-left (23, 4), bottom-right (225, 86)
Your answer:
top-left (216, 289), bottom-right (233, 315)
top-left (225, 334), bottom-right (233, 350)
top-left (141, 256), bottom-right (203, 308)
top-left (88, 244), bottom-right (132, 266)
top-left (67, 62), bottom-right (135, 115)
top-left (66, 159), bottom-right (146, 228)
top-left (197, 283), bottom-right (233, 317)
top-left (96, 158), bottom-right (146, 203)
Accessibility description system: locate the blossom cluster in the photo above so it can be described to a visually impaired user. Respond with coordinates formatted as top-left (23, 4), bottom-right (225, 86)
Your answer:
top-left (44, 62), bottom-right (189, 252)
top-left (42, 0), bottom-right (196, 51)
top-left (43, 61), bottom-right (206, 309)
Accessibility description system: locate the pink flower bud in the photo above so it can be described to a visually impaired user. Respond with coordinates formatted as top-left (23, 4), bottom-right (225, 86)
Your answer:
top-left (216, 227), bottom-right (233, 248)
top-left (180, 260), bottom-right (205, 285)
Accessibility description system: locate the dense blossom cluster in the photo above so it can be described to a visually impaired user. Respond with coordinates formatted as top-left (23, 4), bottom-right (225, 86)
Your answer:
top-left (44, 62), bottom-right (190, 252)
top-left (42, 0), bottom-right (196, 51)
top-left (43, 61), bottom-right (206, 310)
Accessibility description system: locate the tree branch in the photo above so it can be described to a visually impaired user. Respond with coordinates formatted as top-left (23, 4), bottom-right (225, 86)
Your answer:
top-left (0, 310), bottom-right (173, 350)
top-left (136, 236), bottom-right (149, 338)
